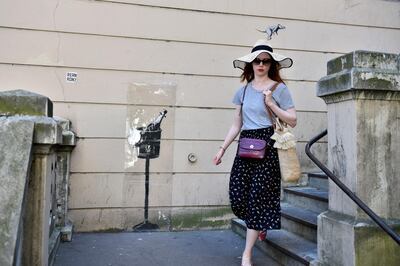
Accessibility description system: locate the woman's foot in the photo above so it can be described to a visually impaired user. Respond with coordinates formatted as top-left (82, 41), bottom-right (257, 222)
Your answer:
top-left (258, 230), bottom-right (267, 241)
top-left (241, 254), bottom-right (253, 266)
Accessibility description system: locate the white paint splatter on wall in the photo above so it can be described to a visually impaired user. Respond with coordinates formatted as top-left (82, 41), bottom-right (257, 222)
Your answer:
top-left (125, 127), bottom-right (141, 168)
top-left (125, 110), bottom-right (145, 168)
top-left (154, 88), bottom-right (168, 96)
top-left (125, 110), bottom-right (162, 168)
top-left (125, 82), bottom-right (176, 170)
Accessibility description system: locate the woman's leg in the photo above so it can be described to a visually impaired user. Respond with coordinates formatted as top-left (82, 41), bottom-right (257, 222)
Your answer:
top-left (241, 228), bottom-right (259, 265)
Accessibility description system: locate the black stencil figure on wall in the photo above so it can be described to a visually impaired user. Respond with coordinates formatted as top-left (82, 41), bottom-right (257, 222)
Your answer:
top-left (133, 110), bottom-right (167, 231)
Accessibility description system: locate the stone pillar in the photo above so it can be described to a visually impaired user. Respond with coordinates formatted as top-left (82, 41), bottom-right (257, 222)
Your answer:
top-left (53, 117), bottom-right (76, 242)
top-left (0, 90), bottom-right (76, 266)
top-left (316, 51), bottom-right (400, 265)
top-left (23, 145), bottom-right (57, 266)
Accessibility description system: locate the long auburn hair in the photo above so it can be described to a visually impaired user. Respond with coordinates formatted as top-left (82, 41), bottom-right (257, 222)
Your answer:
top-left (240, 58), bottom-right (284, 84)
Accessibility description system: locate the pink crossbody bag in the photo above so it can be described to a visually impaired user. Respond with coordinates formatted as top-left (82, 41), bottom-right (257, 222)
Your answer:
top-left (237, 83), bottom-right (279, 159)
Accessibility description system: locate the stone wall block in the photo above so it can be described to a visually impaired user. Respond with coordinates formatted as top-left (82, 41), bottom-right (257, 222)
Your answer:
top-left (53, 116), bottom-right (71, 131)
top-left (0, 89), bottom-right (76, 265)
top-left (318, 51), bottom-right (399, 99)
top-left (318, 211), bottom-right (400, 266)
top-left (32, 117), bottom-right (63, 145)
top-left (316, 50), bottom-right (400, 265)
top-left (0, 90), bottom-right (53, 117)
top-left (54, 116), bottom-right (76, 146)
top-left (0, 118), bottom-right (34, 266)
top-left (327, 50), bottom-right (399, 75)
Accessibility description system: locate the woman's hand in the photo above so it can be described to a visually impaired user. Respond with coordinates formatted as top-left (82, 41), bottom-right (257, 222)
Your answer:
top-left (263, 89), bottom-right (274, 107)
top-left (213, 148), bottom-right (225, 165)
top-left (263, 90), bottom-right (297, 128)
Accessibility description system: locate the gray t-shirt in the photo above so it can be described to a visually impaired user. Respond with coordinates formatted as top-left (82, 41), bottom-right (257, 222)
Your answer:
top-left (232, 83), bottom-right (294, 130)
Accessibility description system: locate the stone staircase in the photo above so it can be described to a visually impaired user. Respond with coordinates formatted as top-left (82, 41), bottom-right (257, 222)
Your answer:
top-left (232, 172), bottom-right (328, 265)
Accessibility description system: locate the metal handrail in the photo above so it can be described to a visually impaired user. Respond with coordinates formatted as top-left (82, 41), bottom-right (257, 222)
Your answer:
top-left (305, 129), bottom-right (400, 245)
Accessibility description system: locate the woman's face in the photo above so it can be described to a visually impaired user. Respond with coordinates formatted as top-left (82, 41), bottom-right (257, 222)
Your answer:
top-left (252, 52), bottom-right (272, 77)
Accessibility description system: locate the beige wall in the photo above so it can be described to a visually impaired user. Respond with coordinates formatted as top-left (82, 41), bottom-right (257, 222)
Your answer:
top-left (0, 0), bottom-right (399, 231)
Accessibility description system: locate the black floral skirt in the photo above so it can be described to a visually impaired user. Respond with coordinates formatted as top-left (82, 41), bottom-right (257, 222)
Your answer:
top-left (229, 127), bottom-right (281, 231)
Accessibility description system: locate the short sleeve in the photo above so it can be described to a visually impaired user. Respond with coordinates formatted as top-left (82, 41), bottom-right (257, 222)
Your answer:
top-left (273, 83), bottom-right (295, 110)
top-left (232, 86), bottom-right (245, 105)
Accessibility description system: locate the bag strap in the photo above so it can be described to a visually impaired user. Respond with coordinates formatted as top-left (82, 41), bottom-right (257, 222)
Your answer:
top-left (266, 82), bottom-right (285, 130)
top-left (240, 84), bottom-right (248, 116)
top-left (241, 82), bottom-right (284, 129)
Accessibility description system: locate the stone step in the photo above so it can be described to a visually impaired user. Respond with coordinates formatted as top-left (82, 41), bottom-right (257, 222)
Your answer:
top-left (283, 186), bottom-right (328, 213)
top-left (281, 202), bottom-right (319, 243)
top-left (232, 218), bottom-right (317, 266)
top-left (308, 172), bottom-right (329, 190)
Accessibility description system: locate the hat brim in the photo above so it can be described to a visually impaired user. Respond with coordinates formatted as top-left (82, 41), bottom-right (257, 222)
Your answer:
top-left (233, 50), bottom-right (293, 70)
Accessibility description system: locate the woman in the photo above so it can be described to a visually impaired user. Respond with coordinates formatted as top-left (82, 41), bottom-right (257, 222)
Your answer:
top-left (213, 39), bottom-right (296, 266)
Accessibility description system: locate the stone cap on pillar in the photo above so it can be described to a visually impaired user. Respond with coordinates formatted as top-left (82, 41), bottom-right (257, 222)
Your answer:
top-left (0, 89), bottom-right (53, 117)
top-left (317, 50), bottom-right (399, 99)
top-left (54, 116), bottom-right (76, 146)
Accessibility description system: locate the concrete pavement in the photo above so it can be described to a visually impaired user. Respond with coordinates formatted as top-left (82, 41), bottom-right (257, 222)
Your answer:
top-left (54, 230), bottom-right (280, 266)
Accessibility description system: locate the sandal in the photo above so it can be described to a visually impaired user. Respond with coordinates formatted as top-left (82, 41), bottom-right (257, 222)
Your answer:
top-left (258, 230), bottom-right (267, 241)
